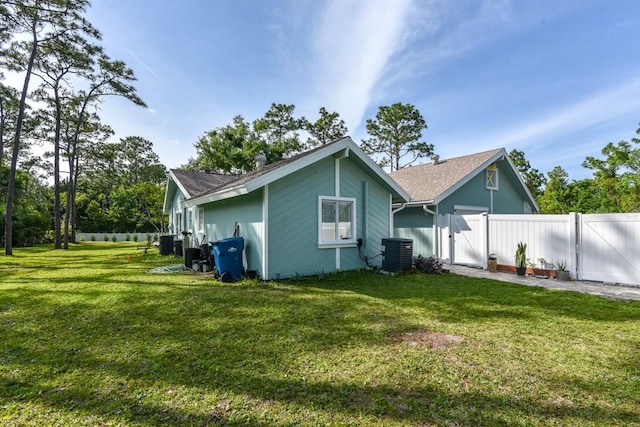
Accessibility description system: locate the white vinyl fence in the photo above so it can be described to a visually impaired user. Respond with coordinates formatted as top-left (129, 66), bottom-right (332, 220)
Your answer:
top-left (439, 213), bottom-right (640, 285)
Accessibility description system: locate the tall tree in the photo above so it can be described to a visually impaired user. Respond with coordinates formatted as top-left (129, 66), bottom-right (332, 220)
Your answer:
top-left (191, 115), bottom-right (260, 173)
top-left (0, 83), bottom-right (20, 169)
top-left (61, 55), bottom-right (146, 247)
top-left (582, 127), bottom-right (640, 213)
top-left (191, 104), bottom-right (308, 173)
top-left (32, 37), bottom-right (98, 249)
top-left (508, 149), bottom-right (546, 199)
top-left (1, 0), bottom-right (97, 255)
top-left (361, 102), bottom-right (432, 171)
top-left (537, 166), bottom-right (570, 214)
top-left (253, 103), bottom-right (307, 163)
top-left (305, 107), bottom-right (348, 147)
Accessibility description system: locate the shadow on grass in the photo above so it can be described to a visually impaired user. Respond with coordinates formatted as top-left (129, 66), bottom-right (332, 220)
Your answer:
top-left (303, 270), bottom-right (640, 323)
top-left (2, 247), bottom-right (640, 425)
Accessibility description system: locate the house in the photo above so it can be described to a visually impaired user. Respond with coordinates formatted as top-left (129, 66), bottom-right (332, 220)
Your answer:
top-left (163, 137), bottom-right (411, 279)
top-left (388, 148), bottom-right (538, 258)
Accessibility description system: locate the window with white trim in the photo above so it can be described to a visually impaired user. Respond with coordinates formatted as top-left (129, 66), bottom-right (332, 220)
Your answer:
top-left (318, 196), bottom-right (356, 246)
top-left (486, 164), bottom-right (499, 190)
top-left (188, 209), bottom-right (193, 231)
top-left (175, 211), bottom-right (183, 234)
top-left (198, 207), bottom-right (204, 232)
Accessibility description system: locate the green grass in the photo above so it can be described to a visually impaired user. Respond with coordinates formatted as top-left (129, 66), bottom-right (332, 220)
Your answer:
top-left (1, 243), bottom-right (639, 426)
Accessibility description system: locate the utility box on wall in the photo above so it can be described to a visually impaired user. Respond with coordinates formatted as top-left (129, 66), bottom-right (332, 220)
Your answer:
top-left (381, 238), bottom-right (413, 272)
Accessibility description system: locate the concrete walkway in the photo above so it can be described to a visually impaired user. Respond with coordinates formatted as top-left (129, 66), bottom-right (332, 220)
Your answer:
top-left (446, 264), bottom-right (640, 301)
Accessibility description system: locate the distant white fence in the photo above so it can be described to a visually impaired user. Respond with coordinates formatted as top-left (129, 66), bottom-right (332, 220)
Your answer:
top-left (440, 213), bottom-right (640, 285)
top-left (76, 232), bottom-right (160, 242)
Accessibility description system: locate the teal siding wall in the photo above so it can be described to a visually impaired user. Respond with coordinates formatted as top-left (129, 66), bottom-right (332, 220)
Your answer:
top-left (339, 159), bottom-right (391, 270)
top-left (203, 190), bottom-right (264, 276)
top-left (268, 157), bottom-right (335, 279)
top-left (267, 156), bottom-right (394, 278)
top-left (394, 208), bottom-right (434, 257)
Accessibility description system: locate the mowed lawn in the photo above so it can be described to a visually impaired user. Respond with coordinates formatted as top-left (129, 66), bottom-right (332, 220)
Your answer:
top-left (1, 243), bottom-right (639, 426)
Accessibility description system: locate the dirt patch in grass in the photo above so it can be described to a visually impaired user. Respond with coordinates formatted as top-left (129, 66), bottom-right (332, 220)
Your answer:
top-left (396, 329), bottom-right (464, 349)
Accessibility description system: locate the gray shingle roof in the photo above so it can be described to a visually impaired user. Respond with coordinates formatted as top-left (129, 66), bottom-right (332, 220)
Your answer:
top-left (175, 138), bottom-right (348, 200)
top-left (170, 169), bottom-right (238, 198)
top-left (388, 148), bottom-right (504, 202)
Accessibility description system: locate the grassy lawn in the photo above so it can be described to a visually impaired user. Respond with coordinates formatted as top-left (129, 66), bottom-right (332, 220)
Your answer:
top-left (1, 243), bottom-right (639, 426)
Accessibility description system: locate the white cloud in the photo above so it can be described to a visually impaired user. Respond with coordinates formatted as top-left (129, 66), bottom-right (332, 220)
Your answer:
top-left (309, 0), bottom-right (414, 130)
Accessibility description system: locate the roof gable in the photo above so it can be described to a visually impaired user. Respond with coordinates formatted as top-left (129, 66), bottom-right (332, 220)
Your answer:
top-left (175, 137), bottom-right (410, 207)
top-left (389, 148), bottom-right (538, 210)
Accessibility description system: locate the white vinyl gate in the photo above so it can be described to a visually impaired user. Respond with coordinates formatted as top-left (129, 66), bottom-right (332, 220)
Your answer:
top-left (438, 212), bottom-right (640, 285)
top-left (450, 214), bottom-right (486, 268)
top-left (579, 214), bottom-right (640, 284)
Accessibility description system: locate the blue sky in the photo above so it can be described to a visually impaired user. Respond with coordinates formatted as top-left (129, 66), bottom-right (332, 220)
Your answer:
top-left (82, 0), bottom-right (639, 180)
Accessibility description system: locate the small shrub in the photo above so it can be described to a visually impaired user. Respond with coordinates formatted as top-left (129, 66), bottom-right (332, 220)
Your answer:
top-left (133, 234), bottom-right (139, 242)
top-left (90, 235), bottom-right (96, 241)
top-left (103, 235), bottom-right (109, 242)
top-left (413, 255), bottom-right (443, 274)
top-left (111, 235), bottom-right (117, 242)
top-left (125, 234), bottom-right (131, 241)
top-left (80, 236), bottom-right (85, 242)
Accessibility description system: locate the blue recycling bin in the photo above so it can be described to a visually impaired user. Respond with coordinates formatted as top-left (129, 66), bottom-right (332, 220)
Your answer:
top-left (212, 237), bottom-right (244, 281)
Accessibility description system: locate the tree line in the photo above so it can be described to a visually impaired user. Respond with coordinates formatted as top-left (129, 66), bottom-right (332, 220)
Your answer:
top-left (1, 0), bottom-right (164, 254)
top-left (510, 124), bottom-right (640, 214)
top-left (185, 101), bottom-right (433, 174)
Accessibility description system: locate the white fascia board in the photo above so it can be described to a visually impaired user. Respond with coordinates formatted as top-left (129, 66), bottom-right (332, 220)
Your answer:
top-left (183, 185), bottom-right (249, 208)
top-left (348, 146), bottom-right (412, 203)
top-left (163, 170), bottom-right (190, 214)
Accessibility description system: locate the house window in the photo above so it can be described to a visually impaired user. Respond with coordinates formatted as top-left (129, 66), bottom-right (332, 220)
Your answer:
top-left (175, 211), bottom-right (183, 234)
top-left (188, 209), bottom-right (193, 231)
top-left (318, 196), bottom-right (356, 246)
top-left (198, 207), bottom-right (204, 232)
top-left (486, 164), bottom-right (499, 190)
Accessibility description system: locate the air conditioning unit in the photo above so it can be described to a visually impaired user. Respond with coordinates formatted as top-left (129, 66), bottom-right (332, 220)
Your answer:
top-left (381, 238), bottom-right (413, 272)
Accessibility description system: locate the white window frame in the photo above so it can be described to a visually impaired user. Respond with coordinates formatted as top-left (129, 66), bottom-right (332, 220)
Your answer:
top-left (187, 208), bottom-right (193, 232)
top-left (175, 211), bottom-right (183, 234)
top-left (486, 164), bottom-right (499, 190)
top-left (198, 207), bottom-right (205, 232)
top-left (318, 196), bottom-right (357, 248)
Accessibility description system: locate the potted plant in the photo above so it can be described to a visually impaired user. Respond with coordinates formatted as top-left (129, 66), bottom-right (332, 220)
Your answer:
top-left (553, 260), bottom-right (570, 281)
top-left (515, 242), bottom-right (527, 275)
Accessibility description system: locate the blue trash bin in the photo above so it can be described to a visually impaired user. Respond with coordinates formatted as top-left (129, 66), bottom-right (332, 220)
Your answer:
top-left (212, 237), bottom-right (244, 281)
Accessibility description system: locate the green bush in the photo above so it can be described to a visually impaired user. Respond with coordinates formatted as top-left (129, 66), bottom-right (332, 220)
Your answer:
top-left (91, 235), bottom-right (96, 241)
top-left (133, 234), bottom-right (139, 242)
top-left (125, 234), bottom-right (131, 241)
top-left (103, 235), bottom-right (109, 242)
top-left (111, 235), bottom-right (117, 242)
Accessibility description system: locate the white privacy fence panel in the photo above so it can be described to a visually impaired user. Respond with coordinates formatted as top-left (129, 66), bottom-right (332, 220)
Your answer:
top-left (439, 212), bottom-right (640, 284)
top-left (487, 214), bottom-right (576, 273)
top-left (579, 214), bottom-right (640, 284)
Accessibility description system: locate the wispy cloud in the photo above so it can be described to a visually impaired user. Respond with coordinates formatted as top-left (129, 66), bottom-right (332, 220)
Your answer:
top-left (125, 48), bottom-right (159, 78)
top-left (490, 76), bottom-right (640, 149)
top-left (308, 0), bottom-right (414, 131)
